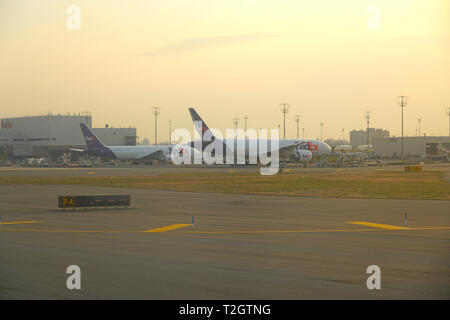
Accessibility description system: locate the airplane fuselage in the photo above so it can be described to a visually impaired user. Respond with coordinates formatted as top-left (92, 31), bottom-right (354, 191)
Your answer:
top-left (107, 145), bottom-right (171, 160)
top-left (196, 139), bottom-right (331, 156)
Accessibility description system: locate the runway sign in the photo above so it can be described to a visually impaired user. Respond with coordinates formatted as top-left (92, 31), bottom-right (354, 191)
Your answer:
top-left (59, 195), bottom-right (130, 209)
top-left (404, 166), bottom-right (422, 172)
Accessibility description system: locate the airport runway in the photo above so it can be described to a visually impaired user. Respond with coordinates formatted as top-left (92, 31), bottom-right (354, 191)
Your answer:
top-left (0, 183), bottom-right (449, 299)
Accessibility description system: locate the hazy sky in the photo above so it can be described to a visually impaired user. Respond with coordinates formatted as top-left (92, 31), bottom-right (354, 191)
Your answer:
top-left (1, 0), bottom-right (449, 142)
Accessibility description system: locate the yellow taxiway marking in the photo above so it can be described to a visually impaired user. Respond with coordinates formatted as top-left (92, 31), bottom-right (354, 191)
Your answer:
top-left (88, 171), bottom-right (96, 175)
top-left (1, 220), bottom-right (449, 234)
top-left (0, 226), bottom-right (449, 234)
top-left (347, 221), bottom-right (411, 230)
top-left (178, 226), bottom-right (450, 234)
top-left (145, 224), bottom-right (192, 233)
top-left (228, 170), bottom-right (235, 173)
top-left (0, 228), bottom-right (138, 233)
top-left (0, 221), bottom-right (40, 225)
top-left (336, 169), bottom-right (344, 171)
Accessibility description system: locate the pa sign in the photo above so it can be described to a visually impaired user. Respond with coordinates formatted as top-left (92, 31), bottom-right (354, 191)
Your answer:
top-left (60, 196), bottom-right (75, 208)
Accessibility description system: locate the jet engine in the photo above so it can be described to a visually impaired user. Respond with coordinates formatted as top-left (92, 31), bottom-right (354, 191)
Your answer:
top-left (294, 149), bottom-right (313, 163)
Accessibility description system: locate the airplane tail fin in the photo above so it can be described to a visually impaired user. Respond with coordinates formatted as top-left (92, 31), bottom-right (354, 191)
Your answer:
top-left (80, 123), bottom-right (108, 151)
top-left (188, 108), bottom-right (215, 141)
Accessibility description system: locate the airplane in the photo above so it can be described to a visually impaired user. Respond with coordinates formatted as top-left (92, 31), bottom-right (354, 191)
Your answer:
top-left (187, 108), bottom-right (331, 165)
top-left (71, 123), bottom-right (190, 162)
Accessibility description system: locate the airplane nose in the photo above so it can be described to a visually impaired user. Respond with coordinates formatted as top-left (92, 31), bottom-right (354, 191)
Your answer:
top-left (321, 142), bottom-right (332, 155)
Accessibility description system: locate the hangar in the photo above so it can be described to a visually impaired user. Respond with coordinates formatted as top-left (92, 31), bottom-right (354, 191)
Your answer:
top-left (0, 113), bottom-right (137, 160)
top-left (372, 136), bottom-right (450, 158)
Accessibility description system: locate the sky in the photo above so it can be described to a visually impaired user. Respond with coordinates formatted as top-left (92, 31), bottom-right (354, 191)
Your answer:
top-left (0, 0), bottom-right (449, 142)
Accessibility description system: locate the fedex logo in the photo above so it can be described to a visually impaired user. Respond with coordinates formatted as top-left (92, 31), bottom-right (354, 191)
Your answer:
top-left (85, 136), bottom-right (96, 142)
top-left (297, 142), bottom-right (318, 152)
top-left (307, 142), bottom-right (319, 152)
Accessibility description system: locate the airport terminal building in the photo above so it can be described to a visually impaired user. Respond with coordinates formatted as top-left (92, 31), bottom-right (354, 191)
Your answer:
top-left (0, 114), bottom-right (137, 159)
top-left (372, 136), bottom-right (450, 158)
top-left (350, 128), bottom-right (390, 149)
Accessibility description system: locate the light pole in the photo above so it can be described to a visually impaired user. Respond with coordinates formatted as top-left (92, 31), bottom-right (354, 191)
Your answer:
top-left (418, 118), bottom-right (421, 137)
top-left (398, 96), bottom-right (407, 156)
top-left (295, 115), bottom-right (301, 139)
top-left (280, 103), bottom-right (289, 139)
top-left (233, 118), bottom-right (239, 143)
top-left (302, 128), bottom-right (305, 140)
top-left (233, 118), bottom-right (239, 159)
top-left (168, 119), bottom-right (172, 143)
top-left (364, 111), bottom-right (372, 149)
top-left (342, 128), bottom-right (345, 140)
top-left (152, 107), bottom-right (160, 145)
top-left (233, 118), bottom-right (239, 134)
top-left (320, 122), bottom-right (323, 141)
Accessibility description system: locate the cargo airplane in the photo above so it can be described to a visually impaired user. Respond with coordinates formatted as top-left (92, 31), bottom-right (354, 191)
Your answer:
top-left (188, 108), bottom-right (331, 165)
top-left (72, 123), bottom-right (190, 161)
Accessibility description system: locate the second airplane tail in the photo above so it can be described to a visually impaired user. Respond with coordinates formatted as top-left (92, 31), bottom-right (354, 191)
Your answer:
top-left (188, 108), bottom-right (216, 141)
top-left (80, 123), bottom-right (115, 158)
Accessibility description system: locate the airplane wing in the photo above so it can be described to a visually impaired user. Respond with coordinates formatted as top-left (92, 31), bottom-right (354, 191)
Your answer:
top-left (69, 148), bottom-right (86, 153)
top-left (278, 142), bottom-right (303, 158)
top-left (138, 150), bottom-right (166, 161)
